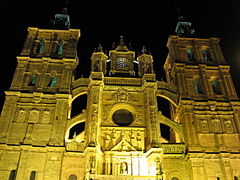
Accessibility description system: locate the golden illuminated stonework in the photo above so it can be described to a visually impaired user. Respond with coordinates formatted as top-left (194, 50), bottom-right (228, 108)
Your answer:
top-left (0, 15), bottom-right (240, 180)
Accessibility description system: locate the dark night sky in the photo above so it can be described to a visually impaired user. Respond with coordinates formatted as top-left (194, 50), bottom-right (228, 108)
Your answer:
top-left (1, 0), bottom-right (240, 110)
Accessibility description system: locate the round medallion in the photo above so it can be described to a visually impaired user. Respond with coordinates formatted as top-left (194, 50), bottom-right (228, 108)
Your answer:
top-left (112, 109), bottom-right (133, 126)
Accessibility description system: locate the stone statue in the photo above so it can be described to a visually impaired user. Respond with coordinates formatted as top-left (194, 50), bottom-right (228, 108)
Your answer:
top-left (120, 162), bottom-right (128, 174)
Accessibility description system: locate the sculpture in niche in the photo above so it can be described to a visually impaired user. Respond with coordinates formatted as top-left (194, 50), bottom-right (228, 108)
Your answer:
top-left (145, 60), bottom-right (152, 73)
top-left (94, 59), bottom-right (100, 72)
top-left (120, 162), bottom-right (128, 174)
top-left (117, 88), bottom-right (128, 102)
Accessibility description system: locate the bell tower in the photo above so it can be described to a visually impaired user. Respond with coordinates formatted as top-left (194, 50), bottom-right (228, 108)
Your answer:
top-left (164, 18), bottom-right (240, 179)
top-left (0, 10), bottom-right (80, 179)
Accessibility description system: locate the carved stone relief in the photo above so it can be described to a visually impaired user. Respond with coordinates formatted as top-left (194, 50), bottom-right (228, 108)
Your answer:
top-left (209, 115), bottom-right (222, 133)
top-left (28, 109), bottom-right (39, 123)
top-left (42, 109), bottom-right (51, 123)
top-left (101, 128), bottom-right (145, 151)
top-left (117, 88), bottom-right (128, 102)
top-left (223, 118), bottom-right (234, 133)
top-left (16, 108), bottom-right (26, 122)
top-left (197, 116), bottom-right (209, 133)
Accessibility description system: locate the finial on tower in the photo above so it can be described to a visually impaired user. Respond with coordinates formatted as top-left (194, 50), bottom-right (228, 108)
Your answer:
top-left (115, 36), bottom-right (129, 52)
top-left (96, 44), bottom-right (103, 52)
top-left (142, 45), bottom-right (147, 54)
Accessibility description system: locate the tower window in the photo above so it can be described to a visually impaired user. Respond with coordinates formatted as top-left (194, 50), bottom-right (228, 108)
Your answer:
top-left (234, 176), bottom-right (238, 180)
top-left (48, 77), bottom-right (57, 87)
top-left (8, 170), bottom-right (17, 180)
top-left (171, 177), bottom-right (179, 180)
top-left (186, 47), bottom-right (194, 61)
top-left (217, 177), bottom-right (220, 180)
top-left (29, 171), bottom-right (36, 180)
top-left (36, 40), bottom-right (45, 54)
top-left (194, 77), bottom-right (203, 94)
top-left (69, 174), bottom-right (77, 180)
top-left (201, 48), bottom-right (211, 61)
top-left (28, 74), bottom-right (38, 86)
top-left (56, 41), bottom-right (64, 55)
top-left (211, 79), bottom-right (222, 95)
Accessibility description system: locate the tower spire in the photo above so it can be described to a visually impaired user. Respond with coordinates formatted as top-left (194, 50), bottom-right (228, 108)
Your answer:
top-left (115, 36), bottom-right (129, 52)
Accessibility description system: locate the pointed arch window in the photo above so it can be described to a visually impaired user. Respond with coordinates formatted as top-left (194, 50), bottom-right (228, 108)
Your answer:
top-left (8, 170), bottom-right (17, 180)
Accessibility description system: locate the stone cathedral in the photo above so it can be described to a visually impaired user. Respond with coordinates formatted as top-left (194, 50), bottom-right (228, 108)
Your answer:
top-left (0, 12), bottom-right (240, 180)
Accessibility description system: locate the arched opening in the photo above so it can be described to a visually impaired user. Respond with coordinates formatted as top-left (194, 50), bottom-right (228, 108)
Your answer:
top-left (171, 177), bottom-right (180, 180)
top-left (29, 171), bottom-right (36, 180)
top-left (70, 94), bottom-right (87, 118)
top-left (67, 122), bottom-right (85, 142)
top-left (160, 123), bottom-right (182, 143)
top-left (8, 170), bottom-right (16, 180)
top-left (69, 174), bottom-right (77, 180)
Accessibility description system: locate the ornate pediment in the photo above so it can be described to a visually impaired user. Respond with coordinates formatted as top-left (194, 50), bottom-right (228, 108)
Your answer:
top-left (111, 138), bottom-right (137, 152)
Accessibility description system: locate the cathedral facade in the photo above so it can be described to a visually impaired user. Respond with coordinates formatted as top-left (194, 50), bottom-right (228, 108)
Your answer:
top-left (0, 13), bottom-right (240, 180)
